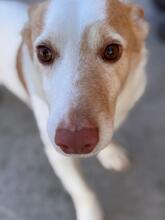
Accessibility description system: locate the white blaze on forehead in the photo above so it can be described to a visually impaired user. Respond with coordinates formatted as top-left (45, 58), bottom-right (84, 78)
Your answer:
top-left (39, 0), bottom-right (106, 45)
top-left (35, 0), bottom-right (107, 130)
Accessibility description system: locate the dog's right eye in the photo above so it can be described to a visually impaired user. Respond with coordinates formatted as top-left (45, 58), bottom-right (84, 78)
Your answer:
top-left (101, 43), bottom-right (123, 63)
top-left (36, 45), bottom-right (55, 65)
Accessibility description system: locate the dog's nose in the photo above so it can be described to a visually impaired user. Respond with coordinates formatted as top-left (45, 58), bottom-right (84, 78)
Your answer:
top-left (55, 128), bottom-right (98, 154)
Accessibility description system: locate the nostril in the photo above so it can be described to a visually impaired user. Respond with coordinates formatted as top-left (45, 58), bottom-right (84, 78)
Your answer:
top-left (55, 127), bottom-right (99, 154)
top-left (61, 145), bottom-right (69, 150)
top-left (60, 144), bottom-right (74, 154)
top-left (81, 144), bottom-right (95, 154)
top-left (85, 144), bottom-right (92, 148)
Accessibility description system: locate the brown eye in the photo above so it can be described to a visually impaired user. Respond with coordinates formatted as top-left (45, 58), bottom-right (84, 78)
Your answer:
top-left (37, 45), bottom-right (55, 65)
top-left (102, 43), bottom-right (122, 62)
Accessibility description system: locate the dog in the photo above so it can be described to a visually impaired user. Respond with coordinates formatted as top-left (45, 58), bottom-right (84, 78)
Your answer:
top-left (0, 0), bottom-right (149, 219)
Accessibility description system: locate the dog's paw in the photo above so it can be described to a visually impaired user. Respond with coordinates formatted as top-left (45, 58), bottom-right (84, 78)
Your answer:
top-left (97, 142), bottom-right (131, 172)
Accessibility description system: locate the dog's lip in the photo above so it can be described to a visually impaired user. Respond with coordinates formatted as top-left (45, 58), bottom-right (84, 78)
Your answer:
top-left (57, 146), bottom-right (102, 158)
top-left (61, 152), bottom-right (96, 158)
top-left (60, 145), bottom-right (94, 155)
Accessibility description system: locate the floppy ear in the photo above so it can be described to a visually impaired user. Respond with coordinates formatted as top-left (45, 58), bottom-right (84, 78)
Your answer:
top-left (130, 5), bottom-right (149, 40)
top-left (21, 2), bottom-right (48, 58)
top-left (118, 0), bottom-right (149, 39)
top-left (21, 5), bottom-right (37, 58)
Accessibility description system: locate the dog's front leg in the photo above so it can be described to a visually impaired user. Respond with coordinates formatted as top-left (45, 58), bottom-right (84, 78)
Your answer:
top-left (45, 146), bottom-right (104, 220)
top-left (97, 141), bottom-right (130, 172)
top-left (31, 97), bottom-right (103, 220)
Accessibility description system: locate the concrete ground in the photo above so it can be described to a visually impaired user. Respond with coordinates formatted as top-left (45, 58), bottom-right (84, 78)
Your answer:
top-left (0, 0), bottom-right (165, 220)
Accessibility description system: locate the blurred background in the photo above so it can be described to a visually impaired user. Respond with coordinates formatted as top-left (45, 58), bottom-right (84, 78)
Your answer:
top-left (0, 0), bottom-right (165, 220)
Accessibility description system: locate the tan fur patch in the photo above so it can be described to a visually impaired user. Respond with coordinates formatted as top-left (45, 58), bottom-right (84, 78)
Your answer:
top-left (77, 0), bottom-right (149, 128)
top-left (105, 0), bottom-right (149, 89)
top-left (18, 0), bottom-right (49, 93)
top-left (106, 0), bottom-right (149, 53)
top-left (76, 29), bottom-right (117, 127)
top-left (21, 1), bottom-right (50, 58)
top-left (16, 43), bottom-right (29, 93)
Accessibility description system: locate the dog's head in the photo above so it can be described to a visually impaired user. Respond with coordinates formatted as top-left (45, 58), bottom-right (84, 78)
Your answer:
top-left (22, 0), bottom-right (149, 156)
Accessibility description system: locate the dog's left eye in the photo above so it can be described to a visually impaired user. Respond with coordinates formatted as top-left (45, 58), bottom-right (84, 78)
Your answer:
top-left (36, 45), bottom-right (55, 65)
top-left (101, 43), bottom-right (122, 63)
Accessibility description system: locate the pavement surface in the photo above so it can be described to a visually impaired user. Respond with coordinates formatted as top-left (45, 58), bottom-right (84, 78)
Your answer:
top-left (0, 0), bottom-right (165, 220)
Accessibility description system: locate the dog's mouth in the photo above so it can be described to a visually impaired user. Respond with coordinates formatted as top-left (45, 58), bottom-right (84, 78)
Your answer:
top-left (58, 144), bottom-right (95, 155)
top-left (57, 147), bottom-right (100, 158)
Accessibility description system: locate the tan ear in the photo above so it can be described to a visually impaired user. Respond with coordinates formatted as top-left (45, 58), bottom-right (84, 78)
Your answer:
top-left (28, 1), bottom-right (49, 39)
top-left (130, 5), bottom-right (149, 39)
top-left (21, 23), bottom-right (33, 58)
top-left (21, 2), bottom-right (49, 58)
top-left (21, 5), bottom-right (37, 59)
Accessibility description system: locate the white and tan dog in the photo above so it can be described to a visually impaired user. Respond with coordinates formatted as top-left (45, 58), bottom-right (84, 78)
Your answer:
top-left (0, 0), bottom-right (149, 219)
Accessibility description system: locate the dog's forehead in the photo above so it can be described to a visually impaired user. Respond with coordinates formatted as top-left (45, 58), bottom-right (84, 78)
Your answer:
top-left (40, 0), bottom-right (107, 41)
top-left (33, 0), bottom-right (133, 50)
top-left (48, 0), bottom-right (106, 20)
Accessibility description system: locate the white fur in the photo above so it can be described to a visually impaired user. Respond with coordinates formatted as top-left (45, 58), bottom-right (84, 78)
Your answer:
top-left (44, 0), bottom-right (106, 40)
top-left (115, 48), bottom-right (148, 129)
top-left (45, 146), bottom-right (104, 220)
top-left (97, 142), bottom-right (130, 171)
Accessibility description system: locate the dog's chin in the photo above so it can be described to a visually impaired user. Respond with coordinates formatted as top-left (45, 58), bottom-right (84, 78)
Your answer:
top-left (53, 144), bottom-right (109, 158)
